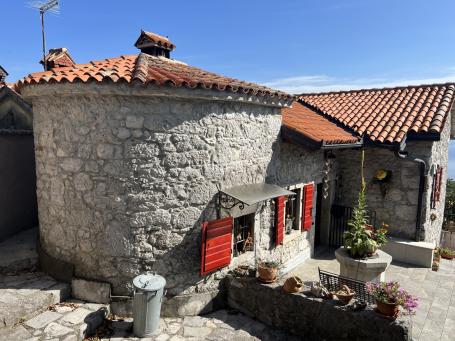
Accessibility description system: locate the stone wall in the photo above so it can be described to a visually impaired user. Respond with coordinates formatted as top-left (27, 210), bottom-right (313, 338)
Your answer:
top-left (422, 110), bottom-right (451, 244)
top-left (336, 147), bottom-right (422, 239)
top-left (335, 117), bottom-right (450, 244)
top-left (23, 83), bottom-right (324, 302)
top-left (226, 275), bottom-right (412, 341)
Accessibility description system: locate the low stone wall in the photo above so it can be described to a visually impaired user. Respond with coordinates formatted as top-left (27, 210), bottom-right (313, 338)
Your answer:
top-left (226, 275), bottom-right (411, 341)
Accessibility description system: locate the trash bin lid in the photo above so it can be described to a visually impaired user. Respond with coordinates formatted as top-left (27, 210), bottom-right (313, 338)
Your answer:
top-left (133, 273), bottom-right (166, 292)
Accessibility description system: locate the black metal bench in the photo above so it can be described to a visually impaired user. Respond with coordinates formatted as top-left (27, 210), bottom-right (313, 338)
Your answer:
top-left (318, 267), bottom-right (375, 305)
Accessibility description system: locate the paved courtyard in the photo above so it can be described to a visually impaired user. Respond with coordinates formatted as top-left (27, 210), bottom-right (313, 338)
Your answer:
top-left (291, 248), bottom-right (455, 341)
top-left (0, 301), bottom-right (299, 341)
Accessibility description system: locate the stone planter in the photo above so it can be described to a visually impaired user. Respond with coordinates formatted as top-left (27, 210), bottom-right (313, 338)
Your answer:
top-left (376, 300), bottom-right (398, 317)
top-left (258, 264), bottom-right (278, 283)
top-left (335, 247), bottom-right (392, 283)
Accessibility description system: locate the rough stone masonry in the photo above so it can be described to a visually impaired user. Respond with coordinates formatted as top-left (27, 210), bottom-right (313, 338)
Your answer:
top-left (22, 82), bottom-right (324, 309)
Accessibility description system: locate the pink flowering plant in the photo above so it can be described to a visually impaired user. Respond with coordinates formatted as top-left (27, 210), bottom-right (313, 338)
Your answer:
top-left (366, 281), bottom-right (418, 314)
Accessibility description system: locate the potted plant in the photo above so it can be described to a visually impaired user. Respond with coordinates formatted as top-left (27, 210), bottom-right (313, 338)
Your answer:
top-left (257, 261), bottom-right (279, 283)
top-left (434, 247), bottom-right (441, 262)
top-left (343, 151), bottom-right (388, 258)
top-left (440, 247), bottom-right (455, 260)
top-left (366, 281), bottom-right (418, 317)
top-left (432, 261), bottom-right (439, 272)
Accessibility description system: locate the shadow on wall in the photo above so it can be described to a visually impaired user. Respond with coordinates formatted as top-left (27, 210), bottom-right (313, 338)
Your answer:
top-left (75, 98), bottom-right (285, 302)
top-left (0, 134), bottom-right (38, 241)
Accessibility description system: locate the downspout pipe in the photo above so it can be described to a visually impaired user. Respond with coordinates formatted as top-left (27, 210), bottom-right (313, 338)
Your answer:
top-left (394, 149), bottom-right (427, 241)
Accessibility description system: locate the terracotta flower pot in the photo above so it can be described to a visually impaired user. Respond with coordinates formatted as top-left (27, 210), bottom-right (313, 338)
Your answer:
top-left (441, 253), bottom-right (455, 260)
top-left (258, 264), bottom-right (278, 283)
top-left (283, 276), bottom-right (303, 293)
top-left (376, 300), bottom-right (398, 317)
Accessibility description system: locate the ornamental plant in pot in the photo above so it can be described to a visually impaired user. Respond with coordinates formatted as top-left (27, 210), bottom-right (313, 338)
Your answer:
top-left (257, 261), bottom-right (279, 283)
top-left (366, 281), bottom-right (418, 317)
top-left (343, 150), bottom-right (388, 258)
top-left (440, 247), bottom-right (455, 260)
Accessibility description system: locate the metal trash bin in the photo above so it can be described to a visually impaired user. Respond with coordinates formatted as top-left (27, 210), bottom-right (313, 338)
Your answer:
top-left (132, 272), bottom-right (166, 337)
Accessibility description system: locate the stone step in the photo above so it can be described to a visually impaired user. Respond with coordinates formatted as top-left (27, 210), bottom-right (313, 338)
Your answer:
top-left (0, 272), bottom-right (70, 329)
top-left (0, 228), bottom-right (39, 274)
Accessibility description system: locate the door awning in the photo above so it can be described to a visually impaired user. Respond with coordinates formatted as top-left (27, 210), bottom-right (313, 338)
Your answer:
top-left (220, 183), bottom-right (295, 207)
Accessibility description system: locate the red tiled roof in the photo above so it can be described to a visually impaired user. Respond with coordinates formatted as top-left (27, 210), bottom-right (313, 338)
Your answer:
top-left (299, 84), bottom-right (455, 143)
top-left (282, 101), bottom-right (360, 146)
top-left (0, 82), bottom-right (20, 96)
top-left (18, 53), bottom-right (291, 100)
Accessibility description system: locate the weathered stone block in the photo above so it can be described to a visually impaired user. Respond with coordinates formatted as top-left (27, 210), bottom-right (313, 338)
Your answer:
top-left (96, 143), bottom-right (114, 159)
top-left (60, 158), bottom-right (83, 172)
top-left (38, 245), bottom-right (74, 283)
top-left (116, 127), bottom-right (131, 140)
top-left (72, 278), bottom-right (111, 304)
top-left (73, 173), bottom-right (93, 191)
top-left (61, 307), bottom-right (93, 324)
top-left (226, 276), bottom-right (412, 341)
top-left (43, 322), bottom-right (73, 338)
top-left (25, 311), bottom-right (62, 329)
top-left (126, 114), bottom-right (144, 129)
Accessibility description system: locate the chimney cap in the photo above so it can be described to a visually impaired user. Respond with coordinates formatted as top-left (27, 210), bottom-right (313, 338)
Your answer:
top-left (40, 48), bottom-right (75, 70)
top-left (135, 30), bottom-right (176, 52)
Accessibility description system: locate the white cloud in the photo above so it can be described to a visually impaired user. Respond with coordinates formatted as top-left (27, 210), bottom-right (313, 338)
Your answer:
top-left (264, 72), bottom-right (455, 95)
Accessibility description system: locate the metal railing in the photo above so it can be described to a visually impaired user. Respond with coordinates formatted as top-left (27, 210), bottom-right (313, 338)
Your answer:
top-left (329, 205), bottom-right (377, 247)
top-left (318, 268), bottom-right (375, 305)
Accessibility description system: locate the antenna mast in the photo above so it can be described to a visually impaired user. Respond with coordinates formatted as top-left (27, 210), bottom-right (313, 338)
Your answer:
top-left (29, 0), bottom-right (60, 70)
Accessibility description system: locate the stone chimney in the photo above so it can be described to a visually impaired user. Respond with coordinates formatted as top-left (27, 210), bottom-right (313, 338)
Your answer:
top-left (0, 65), bottom-right (8, 83)
top-left (40, 48), bottom-right (75, 70)
top-left (134, 30), bottom-right (175, 58)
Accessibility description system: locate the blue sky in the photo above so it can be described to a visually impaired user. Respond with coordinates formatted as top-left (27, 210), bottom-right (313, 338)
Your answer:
top-left (2, 0), bottom-right (455, 176)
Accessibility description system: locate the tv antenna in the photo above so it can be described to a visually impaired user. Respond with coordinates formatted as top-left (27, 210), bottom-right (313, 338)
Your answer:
top-left (28, 0), bottom-right (60, 70)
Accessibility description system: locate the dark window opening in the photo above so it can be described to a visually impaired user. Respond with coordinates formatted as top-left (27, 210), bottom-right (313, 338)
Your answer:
top-left (285, 189), bottom-right (300, 234)
top-left (233, 213), bottom-right (255, 256)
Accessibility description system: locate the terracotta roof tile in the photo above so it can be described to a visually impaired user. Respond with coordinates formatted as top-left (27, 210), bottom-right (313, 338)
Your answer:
top-left (299, 84), bottom-right (455, 143)
top-left (19, 53), bottom-right (291, 100)
top-left (282, 101), bottom-right (360, 146)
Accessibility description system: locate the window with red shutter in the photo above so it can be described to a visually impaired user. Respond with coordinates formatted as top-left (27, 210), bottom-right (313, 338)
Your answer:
top-left (200, 216), bottom-right (233, 276)
top-left (275, 196), bottom-right (285, 245)
top-left (301, 183), bottom-right (314, 231)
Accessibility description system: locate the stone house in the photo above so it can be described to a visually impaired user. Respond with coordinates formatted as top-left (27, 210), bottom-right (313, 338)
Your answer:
top-left (0, 66), bottom-right (38, 241)
top-left (17, 31), bottom-right (454, 314)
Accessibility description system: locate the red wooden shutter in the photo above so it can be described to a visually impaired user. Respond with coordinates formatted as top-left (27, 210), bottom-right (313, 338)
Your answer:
top-left (200, 217), bottom-right (233, 276)
top-left (301, 183), bottom-right (314, 231)
top-left (275, 196), bottom-right (285, 246)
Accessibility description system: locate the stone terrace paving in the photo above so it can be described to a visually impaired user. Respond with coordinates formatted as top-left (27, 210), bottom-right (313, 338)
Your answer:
top-left (1, 248), bottom-right (454, 340)
top-left (290, 248), bottom-right (455, 341)
top-left (0, 300), bottom-right (300, 340)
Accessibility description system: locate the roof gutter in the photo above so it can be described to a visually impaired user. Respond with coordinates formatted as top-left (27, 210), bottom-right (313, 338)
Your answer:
top-left (394, 141), bottom-right (427, 242)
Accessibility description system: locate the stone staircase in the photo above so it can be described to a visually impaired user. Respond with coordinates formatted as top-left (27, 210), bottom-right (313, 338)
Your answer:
top-left (0, 228), bottom-right (71, 328)
top-left (0, 228), bottom-right (39, 274)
